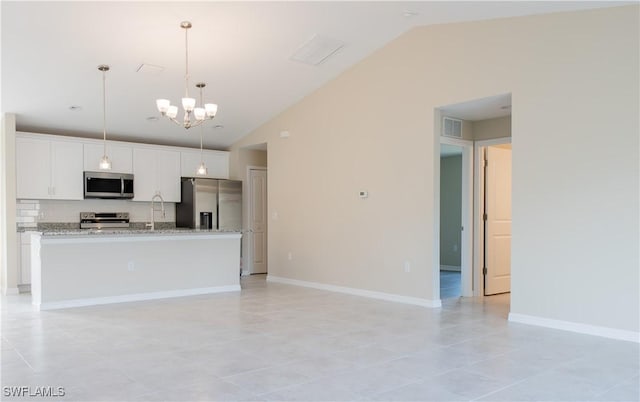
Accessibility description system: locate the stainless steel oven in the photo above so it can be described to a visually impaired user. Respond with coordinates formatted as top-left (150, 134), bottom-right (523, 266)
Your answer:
top-left (80, 212), bottom-right (130, 229)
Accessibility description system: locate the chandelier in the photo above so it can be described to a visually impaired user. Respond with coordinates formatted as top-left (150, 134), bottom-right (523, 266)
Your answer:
top-left (156, 21), bottom-right (218, 129)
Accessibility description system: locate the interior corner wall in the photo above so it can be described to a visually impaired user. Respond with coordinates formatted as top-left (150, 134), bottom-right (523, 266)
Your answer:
top-left (1, 113), bottom-right (18, 294)
top-left (231, 5), bottom-right (639, 333)
top-left (440, 155), bottom-right (462, 267)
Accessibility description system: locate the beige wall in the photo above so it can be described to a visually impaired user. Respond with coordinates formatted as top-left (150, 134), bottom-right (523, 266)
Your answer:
top-left (231, 6), bottom-right (638, 332)
top-left (440, 155), bottom-right (462, 267)
top-left (473, 116), bottom-right (511, 140)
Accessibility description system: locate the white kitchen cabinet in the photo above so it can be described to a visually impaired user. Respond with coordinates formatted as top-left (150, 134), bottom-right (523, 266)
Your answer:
top-left (180, 149), bottom-right (229, 179)
top-left (83, 142), bottom-right (133, 173)
top-left (16, 135), bottom-right (83, 200)
top-left (132, 147), bottom-right (181, 202)
top-left (16, 233), bottom-right (22, 285)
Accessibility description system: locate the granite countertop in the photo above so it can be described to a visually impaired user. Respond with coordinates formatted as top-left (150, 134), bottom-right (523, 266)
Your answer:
top-left (38, 228), bottom-right (242, 237)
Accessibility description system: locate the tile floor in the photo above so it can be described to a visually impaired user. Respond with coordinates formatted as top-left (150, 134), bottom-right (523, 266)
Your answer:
top-left (1, 275), bottom-right (638, 401)
top-left (439, 271), bottom-right (461, 300)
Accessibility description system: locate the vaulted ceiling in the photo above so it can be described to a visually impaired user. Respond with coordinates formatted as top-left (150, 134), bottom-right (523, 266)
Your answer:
top-left (1, 1), bottom-right (622, 150)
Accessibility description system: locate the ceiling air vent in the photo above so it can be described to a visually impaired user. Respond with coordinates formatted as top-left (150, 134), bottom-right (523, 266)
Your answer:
top-left (290, 35), bottom-right (345, 66)
top-left (442, 117), bottom-right (463, 138)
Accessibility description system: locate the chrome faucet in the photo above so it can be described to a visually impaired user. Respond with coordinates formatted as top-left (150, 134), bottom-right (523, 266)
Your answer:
top-left (146, 193), bottom-right (165, 231)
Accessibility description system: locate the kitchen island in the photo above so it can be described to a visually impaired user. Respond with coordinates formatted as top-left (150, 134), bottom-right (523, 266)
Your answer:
top-left (30, 230), bottom-right (242, 310)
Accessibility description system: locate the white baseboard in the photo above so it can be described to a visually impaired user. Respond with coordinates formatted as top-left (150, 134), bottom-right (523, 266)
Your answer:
top-left (2, 287), bottom-right (19, 296)
top-left (267, 275), bottom-right (441, 308)
top-left (35, 285), bottom-right (241, 311)
top-left (508, 313), bottom-right (640, 343)
top-left (440, 265), bottom-right (461, 272)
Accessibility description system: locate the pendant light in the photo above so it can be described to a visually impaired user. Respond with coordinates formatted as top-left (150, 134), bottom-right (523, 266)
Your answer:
top-left (98, 64), bottom-right (111, 170)
top-left (196, 83), bottom-right (208, 176)
top-left (196, 126), bottom-right (208, 176)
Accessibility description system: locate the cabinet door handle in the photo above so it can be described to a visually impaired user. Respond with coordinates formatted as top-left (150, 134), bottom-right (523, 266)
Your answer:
top-left (121, 177), bottom-right (124, 195)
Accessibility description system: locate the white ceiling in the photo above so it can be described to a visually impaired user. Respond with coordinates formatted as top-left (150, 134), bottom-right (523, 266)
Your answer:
top-left (1, 1), bottom-right (624, 150)
top-left (439, 93), bottom-right (512, 121)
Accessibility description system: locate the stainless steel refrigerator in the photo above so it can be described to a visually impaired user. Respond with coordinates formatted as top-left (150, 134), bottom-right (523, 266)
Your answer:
top-left (176, 178), bottom-right (242, 231)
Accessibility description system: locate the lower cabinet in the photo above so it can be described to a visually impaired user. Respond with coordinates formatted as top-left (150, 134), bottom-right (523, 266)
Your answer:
top-left (19, 232), bottom-right (31, 286)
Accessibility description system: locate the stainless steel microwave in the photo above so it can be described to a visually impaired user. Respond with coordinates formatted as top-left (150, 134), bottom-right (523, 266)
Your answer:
top-left (84, 171), bottom-right (134, 199)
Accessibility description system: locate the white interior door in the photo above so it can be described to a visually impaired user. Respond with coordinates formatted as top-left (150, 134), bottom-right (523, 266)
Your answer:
top-left (249, 169), bottom-right (267, 274)
top-left (484, 145), bottom-right (512, 295)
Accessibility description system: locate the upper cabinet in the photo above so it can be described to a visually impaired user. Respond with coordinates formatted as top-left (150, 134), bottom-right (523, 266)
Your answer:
top-left (180, 149), bottom-right (229, 179)
top-left (132, 147), bottom-right (181, 202)
top-left (16, 135), bottom-right (83, 200)
top-left (83, 143), bottom-right (133, 173)
top-left (15, 132), bottom-right (230, 203)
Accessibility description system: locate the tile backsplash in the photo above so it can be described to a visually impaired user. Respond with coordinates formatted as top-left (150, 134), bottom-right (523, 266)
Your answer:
top-left (16, 199), bottom-right (176, 230)
top-left (16, 200), bottom-right (40, 229)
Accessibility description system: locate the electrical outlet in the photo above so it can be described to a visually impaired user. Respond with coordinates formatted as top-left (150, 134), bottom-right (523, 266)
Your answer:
top-left (404, 261), bottom-right (411, 273)
top-left (287, 252), bottom-right (293, 261)
top-left (453, 244), bottom-right (458, 252)
top-left (127, 261), bottom-right (135, 272)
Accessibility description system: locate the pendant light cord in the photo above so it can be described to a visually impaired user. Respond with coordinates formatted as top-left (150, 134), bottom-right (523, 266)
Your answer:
top-left (200, 127), bottom-right (204, 162)
top-left (199, 85), bottom-right (204, 162)
top-left (102, 68), bottom-right (107, 156)
top-left (184, 25), bottom-right (190, 99)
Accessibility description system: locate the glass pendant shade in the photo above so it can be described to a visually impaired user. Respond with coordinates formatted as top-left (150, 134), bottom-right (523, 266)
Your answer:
top-left (194, 107), bottom-right (206, 121)
top-left (182, 97), bottom-right (196, 112)
top-left (156, 99), bottom-right (170, 114)
top-left (205, 103), bottom-right (218, 117)
top-left (99, 155), bottom-right (112, 170)
top-left (167, 106), bottom-right (179, 119)
top-left (196, 162), bottom-right (208, 176)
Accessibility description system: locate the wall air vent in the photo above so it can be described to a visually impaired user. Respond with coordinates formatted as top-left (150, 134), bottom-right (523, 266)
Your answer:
top-left (442, 117), bottom-right (463, 138)
top-left (290, 35), bottom-right (345, 66)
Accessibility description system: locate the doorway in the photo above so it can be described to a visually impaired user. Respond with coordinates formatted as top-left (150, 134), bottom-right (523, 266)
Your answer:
top-left (434, 93), bottom-right (512, 302)
top-left (439, 143), bottom-right (464, 299)
top-left (247, 167), bottom-right (268, 275)
top-left (438, 136), bottom-right (473, 299)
